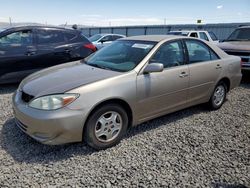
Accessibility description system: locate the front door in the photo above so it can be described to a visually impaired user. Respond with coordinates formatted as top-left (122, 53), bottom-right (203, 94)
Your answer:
top-left (0, 29), bottom-right (36, 82)
top-left (136, 40), bottom-right (189, 122)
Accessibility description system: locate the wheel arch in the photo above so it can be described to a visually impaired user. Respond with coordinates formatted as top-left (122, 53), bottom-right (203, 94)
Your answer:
top-left (217, 77), bottom-right (231, 92)
top-left (82, 98), bottom-right (133, 138)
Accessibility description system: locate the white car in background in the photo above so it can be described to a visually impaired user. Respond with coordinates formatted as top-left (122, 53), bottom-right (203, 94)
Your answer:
top-left (168, 30), bottom-right (219, 44)
top-left (88, 33), bottom-right (125, 49)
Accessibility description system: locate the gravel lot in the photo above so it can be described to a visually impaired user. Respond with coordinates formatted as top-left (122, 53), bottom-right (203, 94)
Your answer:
top-left (0, 79), bottom-right (249, 188)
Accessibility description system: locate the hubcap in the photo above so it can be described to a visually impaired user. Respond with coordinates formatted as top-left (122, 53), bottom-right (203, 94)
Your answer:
top-left (95, 111), bottom-right (122, 142)
top-left (213, 85), bottom-right (225, 106)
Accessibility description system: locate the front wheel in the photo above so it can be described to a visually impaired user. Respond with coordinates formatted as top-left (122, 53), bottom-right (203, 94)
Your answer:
top-left (208, 82), bottom-right (227, 110)
top-left (84, 104), bottom-right (128, 150)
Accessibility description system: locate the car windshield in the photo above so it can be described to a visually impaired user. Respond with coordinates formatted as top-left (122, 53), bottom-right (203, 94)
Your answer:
top-left (168, 32), bottom-right (188, 36)
top-left (226, 28), bottom-right (250, 41)
top-left (85, 40), bottom-right (156, 72)
top-left (88, 34), bottom-right (104, 42)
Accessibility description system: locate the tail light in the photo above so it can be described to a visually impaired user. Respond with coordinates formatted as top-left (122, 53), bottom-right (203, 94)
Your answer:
top-left (84, 43), bottom-right (97, 52)
top-left (241, 59), bottom-right (243, 67)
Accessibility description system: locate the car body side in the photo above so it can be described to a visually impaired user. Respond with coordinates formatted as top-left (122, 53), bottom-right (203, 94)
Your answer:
top-left (13, 36), bottom-right (241, 145)
top-left (68, 37), bottom-right (241, 141)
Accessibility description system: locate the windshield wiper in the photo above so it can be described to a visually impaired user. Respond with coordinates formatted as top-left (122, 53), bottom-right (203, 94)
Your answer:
top-left (87, 63), bottom-right (120, 72)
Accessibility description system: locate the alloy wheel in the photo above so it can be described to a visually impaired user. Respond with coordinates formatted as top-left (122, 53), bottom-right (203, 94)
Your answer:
top-left (94, 111), bottom-right (123, 142)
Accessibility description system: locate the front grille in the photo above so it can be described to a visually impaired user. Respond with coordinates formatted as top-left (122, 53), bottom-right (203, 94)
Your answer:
top-left (225, 51), bottom-right (250, 63)
top-left (225, 51), bottom-right (250, 57)
top-left (21, 91), bottom-right (34, 103)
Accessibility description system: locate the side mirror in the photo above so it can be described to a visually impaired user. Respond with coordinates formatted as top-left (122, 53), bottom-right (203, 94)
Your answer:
top-left (143, 63), bottom-right (164, 74)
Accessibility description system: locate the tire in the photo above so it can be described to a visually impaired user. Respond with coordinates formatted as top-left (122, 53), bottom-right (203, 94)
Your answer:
top-left (208, 81), bottom-right (227, 110)
top-left (84, 104), bottom-right (128, 150)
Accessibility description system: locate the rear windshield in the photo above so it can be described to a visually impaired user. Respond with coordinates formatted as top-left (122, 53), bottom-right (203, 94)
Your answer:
top-left (208, 31), bottom-right (218, 41)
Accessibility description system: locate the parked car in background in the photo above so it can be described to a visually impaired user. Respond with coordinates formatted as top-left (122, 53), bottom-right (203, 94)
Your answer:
top-left (217, 26), bottom-right (250, 72)
top-left (88, 33), bottom-right (125, 49)
top-left (13, 35), bottom-right (241, 150)
top-left (0, 25), bottom-right (97, 84)
top-left (168, 30), bottom-right (219, 44)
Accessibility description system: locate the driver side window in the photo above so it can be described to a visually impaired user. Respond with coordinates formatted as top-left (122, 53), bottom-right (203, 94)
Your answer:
top-left (101, 35), bottom-right (113, 42)
top-left (150, 41), bottom-right (184, 68)
top-left (0, 30), bottom-right (33, 47)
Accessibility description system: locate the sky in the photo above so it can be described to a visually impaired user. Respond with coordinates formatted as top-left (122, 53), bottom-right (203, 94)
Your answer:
top-left (0, 0), bottom-right (249, 26)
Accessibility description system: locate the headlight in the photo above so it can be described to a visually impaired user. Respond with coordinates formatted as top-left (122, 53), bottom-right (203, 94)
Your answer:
top-left (29, 94), bottom-right (79, 110)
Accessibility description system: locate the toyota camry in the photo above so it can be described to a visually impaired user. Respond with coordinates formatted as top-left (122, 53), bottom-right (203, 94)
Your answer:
top-left (13, 35), bottom-right (242, 150)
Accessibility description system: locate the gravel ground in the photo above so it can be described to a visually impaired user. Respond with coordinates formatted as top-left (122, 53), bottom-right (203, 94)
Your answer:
top-left (0, 80), bottom-right (249, 188)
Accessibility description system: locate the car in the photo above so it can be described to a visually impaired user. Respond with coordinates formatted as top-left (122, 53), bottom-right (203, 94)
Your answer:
top-left (217, 26), bottom-right (250, 72)
top-left (13, 35), bottom-right (242, 150)
top-left (88, 33), bottom-right (125, 49)
top-left (0, 25), bottom-right (97, 84)
top-left (168, 30), bottom-right (219, 44)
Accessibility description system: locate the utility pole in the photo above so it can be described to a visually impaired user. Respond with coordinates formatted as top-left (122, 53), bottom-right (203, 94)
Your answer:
top-left (164, 18), bottom-right (167, 34)
top-left (9, 17), bottom-right (12, 26)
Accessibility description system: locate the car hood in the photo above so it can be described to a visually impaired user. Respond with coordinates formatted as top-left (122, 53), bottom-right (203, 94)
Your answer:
top-left (217, 41), bottom-right (250, 52)
top-left (20, 61), bottom-right (122, 97)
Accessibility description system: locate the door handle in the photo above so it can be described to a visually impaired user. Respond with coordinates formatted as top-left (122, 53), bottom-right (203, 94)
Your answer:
top-left (64, 49), bottom-right (71, 53)
top-left (216, 64), bottom-right (222, 69)
top-left (179, 72), bottom-right (189, 78)
top-left (26, 51), bottom-right (36, 56)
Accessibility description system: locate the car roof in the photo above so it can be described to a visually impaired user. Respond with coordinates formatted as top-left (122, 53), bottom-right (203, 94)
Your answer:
top-left (169, 30), bottom-right (208, 33)
top-left (2, 25), bottom-right (75, 33)
top-left (93, 33), bottom-right (125, 36)
top-left (121, 35), bottom-right (185, 42)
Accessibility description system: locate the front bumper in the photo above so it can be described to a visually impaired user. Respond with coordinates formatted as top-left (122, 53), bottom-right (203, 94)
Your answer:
top-left (12, 91), bottom-right (86, 145)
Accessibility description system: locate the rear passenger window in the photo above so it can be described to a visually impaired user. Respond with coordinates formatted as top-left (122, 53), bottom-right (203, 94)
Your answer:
top-left (113, 35), bottom-right (123, 40)
top-left (37, 30), bottom-right (65, 44)
top-left (151, 41), bottom-right (184, 68)
top-left (185, 40), bottom-right (219, 63)
top-left (199, 32), bottom-right (209, 41)
top-left (210, 50), bottom-right (219, 60)
top-left (101, 35), bottom-right (113, 42)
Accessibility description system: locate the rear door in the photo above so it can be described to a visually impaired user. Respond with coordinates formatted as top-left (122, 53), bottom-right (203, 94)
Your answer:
top-left (184, 39), bottom-right (222, 105)
top-left (35, 28), bottom-right (71, 69)
top-left (0, 29), bottom-right (36, 82)
top-left (136, 40), bottom-right (189, 121)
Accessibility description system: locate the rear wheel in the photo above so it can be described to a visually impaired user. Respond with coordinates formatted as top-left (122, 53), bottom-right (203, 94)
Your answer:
top-left (84, 104), bottom-right (128, 150)
top-left (208, 82), bottom-right (227, 110)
